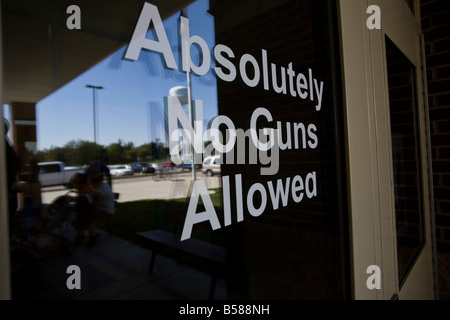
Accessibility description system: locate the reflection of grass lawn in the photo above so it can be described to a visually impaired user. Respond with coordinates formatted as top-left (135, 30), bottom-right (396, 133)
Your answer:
top-left (97, 188), bottom-right (223, 246)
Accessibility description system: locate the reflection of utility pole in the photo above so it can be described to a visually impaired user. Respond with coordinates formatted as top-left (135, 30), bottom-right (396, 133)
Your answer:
top-left (86, 85), bottom-right (104, 154)
top-left (181, 7), bottom-right (196, 181)
top-left (186, 73), bottom-right (196, 181)
top-left (147, 103), bottom-right (151, 143)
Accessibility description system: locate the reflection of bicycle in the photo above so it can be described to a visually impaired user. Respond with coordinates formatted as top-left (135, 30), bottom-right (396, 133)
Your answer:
top-left (43, 190), bottom-right (81, 255)
top-left (153, 168), bottom-right (173, 181)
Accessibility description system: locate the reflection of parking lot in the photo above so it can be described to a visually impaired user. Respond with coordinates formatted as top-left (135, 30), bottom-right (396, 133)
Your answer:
top-left (40, 172), bottom-right (221, 204)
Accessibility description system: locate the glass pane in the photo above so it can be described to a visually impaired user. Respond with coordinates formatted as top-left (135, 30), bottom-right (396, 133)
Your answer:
top-left (386, 37), bottom-right (424, 285)
top-left (3, 0), bottom-right (349, 300)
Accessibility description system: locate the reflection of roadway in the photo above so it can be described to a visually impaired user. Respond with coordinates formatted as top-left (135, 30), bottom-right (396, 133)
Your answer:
top-left (40, 172), bottom-right (221, 205)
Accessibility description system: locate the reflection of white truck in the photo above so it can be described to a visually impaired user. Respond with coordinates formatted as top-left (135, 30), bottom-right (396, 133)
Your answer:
top-left (37, 161), bottom-right (85, 187)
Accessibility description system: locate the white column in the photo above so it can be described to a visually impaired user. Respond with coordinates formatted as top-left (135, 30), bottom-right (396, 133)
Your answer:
top-left (0, 0), bottom-right (12, 300)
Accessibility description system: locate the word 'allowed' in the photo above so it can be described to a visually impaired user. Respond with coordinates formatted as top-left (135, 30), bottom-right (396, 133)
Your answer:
top-left (181, 172), bottom-right (317, 241)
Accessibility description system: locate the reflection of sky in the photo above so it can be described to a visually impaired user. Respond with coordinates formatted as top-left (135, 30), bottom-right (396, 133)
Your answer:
top-left (35, 0), bottom-right (217, 150)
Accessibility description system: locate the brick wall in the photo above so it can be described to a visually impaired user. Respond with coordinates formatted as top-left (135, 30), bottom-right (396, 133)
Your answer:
top-left (211, 0), bottom-right (350, 299)
top-left (421, 0), bottom-right (450, 253)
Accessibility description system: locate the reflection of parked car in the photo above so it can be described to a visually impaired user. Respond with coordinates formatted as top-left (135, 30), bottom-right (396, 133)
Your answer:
top-left (160, 161), bottom-right (176, 169)
top-left (22, 161), bottom-right (85, 187)
top-left (130, 162), bottom-right (144, 174)
top-left (178, 160), bottom-right (202, 170)
top-left (140, 162), bottom-right (155, 173)
top-left (202, 155), bottom-right (221, 176)
top-left (129, 162), bottom-right (155, 174)
top-left (149, 163), bottom-right (161, 171)
top-left (130, 162), bottom-right (155, 173)
top-left (108, 165), bottom-right (134, 176)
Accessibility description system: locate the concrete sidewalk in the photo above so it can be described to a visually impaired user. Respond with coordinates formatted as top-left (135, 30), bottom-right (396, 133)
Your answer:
top-left (40, 173), bottom-right (221, 204)
top-left (12, 229), bottom-right (227, 300)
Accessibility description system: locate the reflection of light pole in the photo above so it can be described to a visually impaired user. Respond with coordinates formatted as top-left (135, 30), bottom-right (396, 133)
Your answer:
top-left (180, 7), bottom-right (196, 181)
top-left (86, 85), bottom-right (104, 152)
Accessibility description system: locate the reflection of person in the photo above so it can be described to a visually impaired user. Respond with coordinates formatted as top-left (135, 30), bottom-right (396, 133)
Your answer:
top-left (18, 158), bottom-right (42, 241)
top-left (70, 172), bottom-right (92, 194)
top-left (21, 159), bottom-right (42, 212)
top-left (70, 172), bottom-right (93, 241)
top-left (4, 119), bottom-right (20, 220)
top-left (88, 155), bottom-right (111, 187)
top-left (86, 163), bottom-right (115, 246)
top-left (74, 162), bottom-right (114, 247)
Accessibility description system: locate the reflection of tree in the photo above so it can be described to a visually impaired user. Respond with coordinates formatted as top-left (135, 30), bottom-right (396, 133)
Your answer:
top-left (35, 139), bottom-right (169, 166)
top-left (36, 140), bottom-right (99, 165)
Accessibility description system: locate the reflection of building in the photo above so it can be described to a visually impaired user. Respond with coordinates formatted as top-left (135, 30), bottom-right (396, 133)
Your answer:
top-left (8, 103), bottom-right (37, 169)
top-left (1, 0), bottom-right (450, 301)
top-left (211, 0), bottom-right (349, 299)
